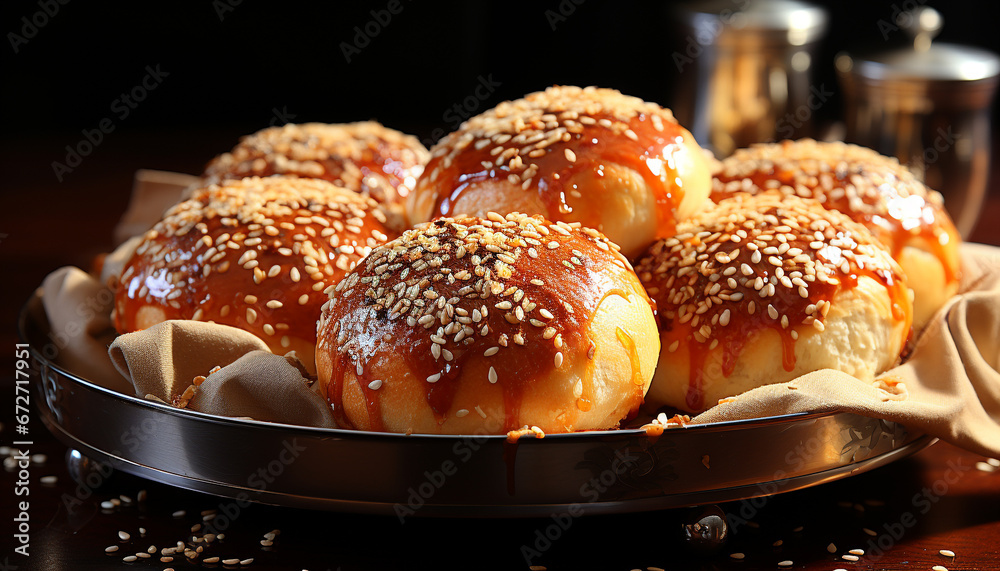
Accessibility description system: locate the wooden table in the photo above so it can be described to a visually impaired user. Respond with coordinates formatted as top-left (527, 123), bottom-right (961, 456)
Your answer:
top-left (2, 132), bottom-right (999, 570)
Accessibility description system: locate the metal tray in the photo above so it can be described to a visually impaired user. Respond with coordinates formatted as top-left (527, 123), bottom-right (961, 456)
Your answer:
top-left (20, 293), bottom-right (934, 517)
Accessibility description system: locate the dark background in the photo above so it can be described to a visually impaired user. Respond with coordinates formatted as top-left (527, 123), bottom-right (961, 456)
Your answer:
top-left (3, 0), bottom-right (1000, 156)
top-left (1, 0), bottom-right (999, 300)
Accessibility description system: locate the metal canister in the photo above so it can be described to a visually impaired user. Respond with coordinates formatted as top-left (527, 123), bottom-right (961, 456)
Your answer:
top-left (837, 7), bottom-right (999, 237)
top-left (672, 0), bottom-right (828, 157)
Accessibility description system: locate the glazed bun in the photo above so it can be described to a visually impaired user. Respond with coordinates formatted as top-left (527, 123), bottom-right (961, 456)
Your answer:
top-left (713, 139), bottom-right (961, 328)
top-left (635, 192), bottom-right (913, 414)
top-left (113, 176), bottom-right (394, 372)
top-left (408, 86), bottom-right (713, 258)
top-left (315, 212), bottom-right (659, 434)
top-left (204, 122), bottom-right (429, 226)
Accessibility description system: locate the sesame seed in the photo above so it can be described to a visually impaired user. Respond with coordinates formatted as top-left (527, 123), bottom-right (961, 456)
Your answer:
top-left (729, 553), bottom-right (745, 560)
top-left (427, 373), bottom-right (441, 383)
top-left (119, 531), bottom-right (130, 541)
top-left (939, 550), bottom-right (956, 557)
top-left (848, 548), bottom-right (864, 555)
top-left (554, 352), bottom-right (564, 368)
top-left (368, 379), bottom-right (383, 390)
top-left (488, 367), bottom-right (497, 384)
top-left (778, 561), bottom-right (793, 567)
top-left (105, 546), bottom-right (119, 553)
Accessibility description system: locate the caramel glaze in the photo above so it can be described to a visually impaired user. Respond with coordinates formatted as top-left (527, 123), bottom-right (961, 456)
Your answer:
top-left (416, 86), bottom-right (690, 238)
top-left (113, 178), bottom-right (393, 354)
top-left (713, 140), bottom-right (961, 285)
top-left (635, 192), bottom-right (912, 412)
top-left (204, 122), bottom-right (429, 205)
top-left (316, 212), bottom-right (651, 433)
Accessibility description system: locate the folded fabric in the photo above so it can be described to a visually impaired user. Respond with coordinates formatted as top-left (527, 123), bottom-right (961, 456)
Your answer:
top-left (40, 267), bottom-right (131, 394)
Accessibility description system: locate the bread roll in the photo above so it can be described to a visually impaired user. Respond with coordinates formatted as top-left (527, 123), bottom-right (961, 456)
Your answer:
top-left (113, 176), bottom-right (394, 372)
top-left (408, 86), bottom-right (713, 258)
top-left (204, 122), bottom-right (429, 228)
top-left (713, 139), bottom-right (960, 328)
top-left (315, 212), bottom-right (659, 433)
top-left (635, 192), bottom-right (913, 413)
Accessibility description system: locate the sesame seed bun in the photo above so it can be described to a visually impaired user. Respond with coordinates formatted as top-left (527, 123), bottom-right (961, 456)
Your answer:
top-left (408, 86), bottom-right (713, 259)
top-left (713, 139), bottom-right (961, 329)
top-left (113, 176), bottom-right (395, 372)
top-left (635, 192), bottom-right (913, 413)
top-left (203, 122), bottom-right (429, 229)
top-left (315, 212), bottom-right (659, 434)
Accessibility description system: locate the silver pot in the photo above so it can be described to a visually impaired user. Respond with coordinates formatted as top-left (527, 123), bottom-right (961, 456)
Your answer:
top-left (837, 7), bottom-right (999, 237)
top-left (672, 0), bottom-right (829, 157)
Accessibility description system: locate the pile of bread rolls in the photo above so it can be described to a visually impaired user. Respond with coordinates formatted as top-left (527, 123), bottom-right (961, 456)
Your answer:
top-left (110, 86), bottom-right (962, 434)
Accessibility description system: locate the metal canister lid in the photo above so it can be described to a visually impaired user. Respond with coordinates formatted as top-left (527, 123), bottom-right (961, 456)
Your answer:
top-left (678, 0), bottom-right (828, 46)
top-left (837, 7), bottom-right (1000, 84)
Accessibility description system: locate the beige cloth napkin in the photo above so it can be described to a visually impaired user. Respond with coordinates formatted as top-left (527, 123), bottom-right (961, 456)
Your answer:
top-left (692, 244), bottom-right (1000, 457)
top-left (40, 267), bottom-right (131, 394)
top-left (108, 323), bottom-right (335, 428)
